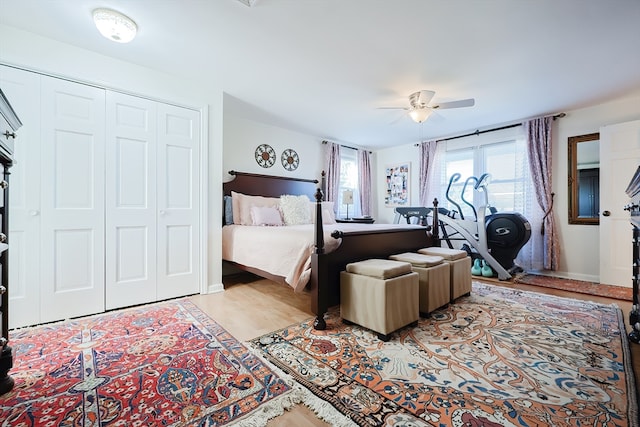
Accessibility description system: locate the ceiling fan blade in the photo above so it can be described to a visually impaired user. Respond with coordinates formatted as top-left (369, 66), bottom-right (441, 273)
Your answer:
top-left (432, 98), bottom-right (475, 109)
top-left (389, 111), bottom-right (409, 125)
top-left (376, 107), bottom-right (408, 110)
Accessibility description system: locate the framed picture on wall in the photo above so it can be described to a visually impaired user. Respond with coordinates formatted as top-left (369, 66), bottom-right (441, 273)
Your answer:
top-left (384, 162), bottom-right (410, 206)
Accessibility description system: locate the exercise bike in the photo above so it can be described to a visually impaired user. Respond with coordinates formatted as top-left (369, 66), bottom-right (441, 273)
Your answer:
top-left (427, 173), bottom-right (531, 280)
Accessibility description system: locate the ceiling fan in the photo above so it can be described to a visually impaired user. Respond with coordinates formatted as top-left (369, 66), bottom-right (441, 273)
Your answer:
top-left (380, 90), bottom-right (475, 123)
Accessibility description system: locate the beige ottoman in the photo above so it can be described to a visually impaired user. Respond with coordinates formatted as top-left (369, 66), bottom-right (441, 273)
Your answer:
top-left (389, 252), bottom-right (450, 317)
top-left (418, 247), bottom-right (472, 301)
top-left (340, 259), bottom-right (419, 341)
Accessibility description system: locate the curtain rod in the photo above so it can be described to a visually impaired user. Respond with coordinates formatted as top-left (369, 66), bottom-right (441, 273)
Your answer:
top-left (322, 140), bottom-right (371, 153)
top-left (414, 112), bottom-right (566, 146)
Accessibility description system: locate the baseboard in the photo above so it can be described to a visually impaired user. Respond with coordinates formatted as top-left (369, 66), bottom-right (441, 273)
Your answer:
top-left (207, 283), bottom-right (225, 294)
top-left (526, 269), bottom-right (599, 284)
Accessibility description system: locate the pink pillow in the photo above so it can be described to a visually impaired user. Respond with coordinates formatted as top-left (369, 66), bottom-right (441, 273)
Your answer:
top-left (250, 206), bottom-right (283, 226)
top-left (231, 191), bottom-right (280, 225)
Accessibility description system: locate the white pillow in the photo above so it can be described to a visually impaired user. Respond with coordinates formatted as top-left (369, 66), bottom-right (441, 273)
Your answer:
top-left (250, 206), bottom-right (283, 226)
top-left (309, 201), bottom-right (336, 224)
top-left (280, 194), bottom-right (312, 225)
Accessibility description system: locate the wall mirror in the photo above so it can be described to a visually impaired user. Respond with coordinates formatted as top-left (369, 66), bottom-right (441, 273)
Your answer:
top-left (568, 132), bottom-right (600, 225)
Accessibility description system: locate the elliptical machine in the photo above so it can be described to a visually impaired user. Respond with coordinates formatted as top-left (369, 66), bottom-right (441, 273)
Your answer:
top-left (428, 173), bottom-right (531, 280)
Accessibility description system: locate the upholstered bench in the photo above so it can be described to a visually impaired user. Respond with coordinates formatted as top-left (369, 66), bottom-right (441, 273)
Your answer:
top-left (418, 247), bottom-right (472, 301)
top-left (389, 252), bottom-right (450, 317)
top-left (340, 259), bottom-right (419, 341)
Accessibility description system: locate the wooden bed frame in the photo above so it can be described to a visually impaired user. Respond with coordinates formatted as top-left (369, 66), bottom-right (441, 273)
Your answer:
top-left (223, 170), bottom-right (438, 330)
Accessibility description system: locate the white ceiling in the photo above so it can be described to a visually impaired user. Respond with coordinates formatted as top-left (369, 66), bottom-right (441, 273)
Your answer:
top-left (1, 0), bottom-right (640, 149)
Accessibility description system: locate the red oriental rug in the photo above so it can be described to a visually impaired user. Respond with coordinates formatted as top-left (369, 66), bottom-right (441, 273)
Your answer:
top-left (251, 282), bottom-right (639, 427)
top-left (514, 274), bottom-right (634, 301)
top-left (0, 299), bottom-right (344, 426)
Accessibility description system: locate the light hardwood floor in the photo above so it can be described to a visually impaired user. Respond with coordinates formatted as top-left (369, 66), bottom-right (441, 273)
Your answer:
top-left (189, 273), bottom-right (640, 427)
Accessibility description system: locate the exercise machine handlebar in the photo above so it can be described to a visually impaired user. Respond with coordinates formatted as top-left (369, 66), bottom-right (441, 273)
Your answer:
top-left (445, 173), bottom-right (464, 220)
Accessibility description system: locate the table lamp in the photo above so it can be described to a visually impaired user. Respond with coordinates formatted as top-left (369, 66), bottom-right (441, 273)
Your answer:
top-left (343, 189), bottom-right (354, 220)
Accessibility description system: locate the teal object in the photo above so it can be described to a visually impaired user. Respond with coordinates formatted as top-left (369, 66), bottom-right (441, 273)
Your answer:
top-left (471, 258), bottom-right (482, 276)
top-left (481, 260), bottom-right (494, 277)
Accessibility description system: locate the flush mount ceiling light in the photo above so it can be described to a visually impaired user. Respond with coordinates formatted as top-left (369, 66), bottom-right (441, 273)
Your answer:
top-left (93, 8), bottom-right (137, 43)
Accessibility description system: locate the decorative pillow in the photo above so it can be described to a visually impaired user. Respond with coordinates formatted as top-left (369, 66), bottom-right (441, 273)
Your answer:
top-left (280, 194), bottom-right (312, 225)
top-left (250, 206), bottom-right (283, 226)
top-left (223, 195), bottom-right (234, 225)
top-left (232, 191), bottom-right (280, 225)
top-left (309, 201), bottom-right (336, 224)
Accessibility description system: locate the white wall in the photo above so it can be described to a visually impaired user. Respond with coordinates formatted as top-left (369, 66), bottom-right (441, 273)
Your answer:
top-left (373, 143), bottom-right (419, 224)
top-left (0, 25), bottom-right (224, 292)
top-left (222, 111), bottom-right (326, 185)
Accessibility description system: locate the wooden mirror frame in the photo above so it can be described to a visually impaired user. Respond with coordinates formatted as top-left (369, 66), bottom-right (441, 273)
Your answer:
top-left (568, 132), bottom-right (600, 225)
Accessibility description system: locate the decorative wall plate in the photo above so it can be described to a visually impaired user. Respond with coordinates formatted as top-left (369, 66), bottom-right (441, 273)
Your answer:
top-left (281, 148), bottom-right (299, 171)
top-left (255, 144), bottom-right (276, 168)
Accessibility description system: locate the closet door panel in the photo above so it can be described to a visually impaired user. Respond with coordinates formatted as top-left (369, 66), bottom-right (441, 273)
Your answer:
top-left (157, 104), bottom-right (200, 300)
top-left (105, 92), bottom-right (157, 309)
top-left (40, 76), bottom-right (105, 323)
top-left (1, 66), bottom-right (42, 328)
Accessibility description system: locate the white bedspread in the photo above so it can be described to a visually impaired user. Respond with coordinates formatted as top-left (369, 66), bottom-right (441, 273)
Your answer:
top-left (222, 223), bottom-right (424, 292)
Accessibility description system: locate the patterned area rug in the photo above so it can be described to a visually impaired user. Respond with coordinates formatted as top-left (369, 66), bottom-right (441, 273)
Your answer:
top-left (251, 282), bottom-right (639, 427)
top-left (0, 299), bottom-right (349, 426)
top-left (514, 274), bottom-right (634, 301)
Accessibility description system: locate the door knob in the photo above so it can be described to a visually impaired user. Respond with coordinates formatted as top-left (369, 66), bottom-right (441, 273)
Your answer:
top-left (602, 210), bottom-right (611, 217)
top-left (29, 210), bottom-right (40, 216)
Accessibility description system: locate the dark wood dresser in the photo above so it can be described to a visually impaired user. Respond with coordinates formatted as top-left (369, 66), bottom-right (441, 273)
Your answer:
top-left (624, 165), bottom-right (640, 344)
top-left (0, 88), bottom-right (20, 395)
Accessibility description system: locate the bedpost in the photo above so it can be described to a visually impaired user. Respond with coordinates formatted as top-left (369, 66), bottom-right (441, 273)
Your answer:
top-left (311, 188), bottom-right (327, 330)
top-left (314, 188), bottom-right (325, 255)
top-left (432, 198), bottom-right (440, 247)
top-left (321, 170), bottom-right (326, 201)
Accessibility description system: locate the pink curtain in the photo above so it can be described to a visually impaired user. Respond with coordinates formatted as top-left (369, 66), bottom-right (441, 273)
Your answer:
top-left (324, 141), bottom-right (341, 204)
top-left (524, 116), bottom-right (559, 270)
top-left (418, 140), bottom-right (438, 206)
top-left (358, 149), bottom-right (372, 216)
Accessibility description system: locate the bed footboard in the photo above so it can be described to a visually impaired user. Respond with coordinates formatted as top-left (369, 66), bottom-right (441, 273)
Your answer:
top-left (310, 191), bottom-right (437, 330)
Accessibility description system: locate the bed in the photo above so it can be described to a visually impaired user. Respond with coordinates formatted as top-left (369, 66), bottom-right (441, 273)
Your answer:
top-left (222, 171), bottom-right (438, 329)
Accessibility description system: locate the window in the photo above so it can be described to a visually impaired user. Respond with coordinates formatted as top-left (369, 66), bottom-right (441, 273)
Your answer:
top-left (338, 147), bottom-right (360, 218)
top-left (439, 137), bottom-right (527, 220)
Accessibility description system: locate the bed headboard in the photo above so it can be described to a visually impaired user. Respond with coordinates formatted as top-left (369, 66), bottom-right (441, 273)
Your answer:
top-left (223, 170), bottom-right (321, 199)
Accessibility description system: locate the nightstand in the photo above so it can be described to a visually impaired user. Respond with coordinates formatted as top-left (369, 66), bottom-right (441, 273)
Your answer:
top-left (336, 217), bottom-right (375, 224)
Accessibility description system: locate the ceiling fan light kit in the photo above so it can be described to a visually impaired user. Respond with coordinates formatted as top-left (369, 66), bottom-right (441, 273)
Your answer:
top-left (408, 108), bottom-right (432, 123)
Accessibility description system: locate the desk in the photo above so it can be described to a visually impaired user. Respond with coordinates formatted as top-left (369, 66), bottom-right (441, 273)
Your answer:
top-left (336, 217), bottom-right (375, 224)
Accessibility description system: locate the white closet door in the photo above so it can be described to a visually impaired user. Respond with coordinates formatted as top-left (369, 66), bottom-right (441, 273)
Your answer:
top-left (105, 92), bottom-right (158, 309)
top-left (39, 76), bottom-right (106, 323)
top-left (1, 66), bottom-right (42, 328)
top-left (156, 104), bottom-right (200, 300)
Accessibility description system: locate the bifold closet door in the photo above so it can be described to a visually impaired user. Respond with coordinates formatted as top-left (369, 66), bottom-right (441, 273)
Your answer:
top-left (105, 92), bottom-right (158, 309)
top-left (39, 76), bottom-right (106, 323)
top-left (156, 103), bottom-right (200, 300)
top-left (1, 66), bottom-right (42, 329)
